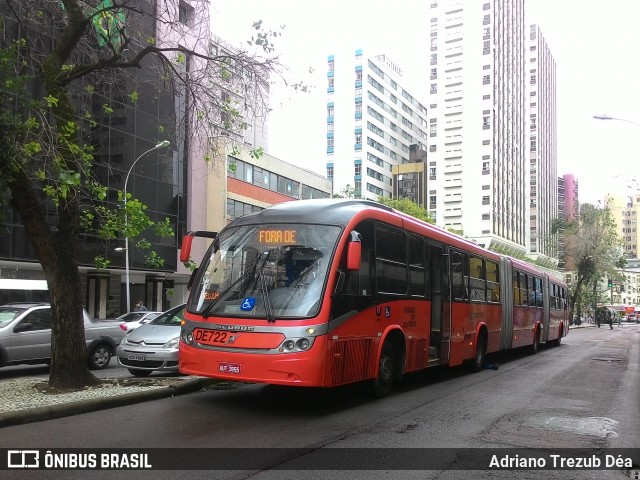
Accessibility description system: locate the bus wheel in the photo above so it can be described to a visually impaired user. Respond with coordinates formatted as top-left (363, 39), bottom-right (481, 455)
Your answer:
top-left (469, 334), bottom-right (486, 372)
top-left (370, 341), bottom-right (395, 398)
top-left (530, 328), bottom-right (540, 354)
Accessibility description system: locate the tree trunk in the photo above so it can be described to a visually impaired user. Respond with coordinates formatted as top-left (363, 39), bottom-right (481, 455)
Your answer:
top-left (7, 158), bottom-right (98, 390)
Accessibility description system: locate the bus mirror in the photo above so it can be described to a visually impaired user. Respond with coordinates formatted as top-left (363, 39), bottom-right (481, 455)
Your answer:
top-left (180, 234), bottom-right (194, 263)
top-left (187, 268), bottom-right (198, 291)
top-left (180, 230), bottom-right (218, 263)
top-left (347, 242), bottom-right (361, 271)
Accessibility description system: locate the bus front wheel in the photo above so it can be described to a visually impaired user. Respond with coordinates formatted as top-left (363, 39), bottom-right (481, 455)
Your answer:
top-left (370, 341), bottom-right (395, 398)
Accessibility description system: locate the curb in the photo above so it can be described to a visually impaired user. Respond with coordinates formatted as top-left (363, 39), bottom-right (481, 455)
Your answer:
top-left (0, 377), bottom-right (207, 429)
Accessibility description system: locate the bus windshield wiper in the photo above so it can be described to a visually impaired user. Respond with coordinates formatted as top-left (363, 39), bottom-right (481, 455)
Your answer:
top-left (200, 264), bottom-right (257, 318)
top-left (259, 270), bottom-right (275, 323)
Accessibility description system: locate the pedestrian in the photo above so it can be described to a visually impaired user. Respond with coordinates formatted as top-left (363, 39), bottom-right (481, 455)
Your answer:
top-left (608, 311), bottom-right (613, 330)
top-left (134, 300), bottom-right (147, 312)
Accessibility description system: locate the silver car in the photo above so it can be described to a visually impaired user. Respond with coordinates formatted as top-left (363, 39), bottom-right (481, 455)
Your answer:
top-left (0, 302), bottom-right (125, 370)
top-left (116, 304), bottom-right (185, 377)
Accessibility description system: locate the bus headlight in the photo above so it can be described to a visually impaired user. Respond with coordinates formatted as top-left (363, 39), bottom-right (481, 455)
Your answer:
top-left (283, 340), bottom-right (296, 351)
top-left (297, 338), bottom-right (311, 351)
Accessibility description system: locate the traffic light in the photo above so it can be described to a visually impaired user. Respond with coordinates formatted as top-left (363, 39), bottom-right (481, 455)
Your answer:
top-left (607, 279), bottom-right (613, 288)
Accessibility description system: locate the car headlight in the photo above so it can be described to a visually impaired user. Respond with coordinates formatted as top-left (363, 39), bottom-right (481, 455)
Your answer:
top-left (163, 336), bottom-right (179, 349)
top-left (119, 336), bottom-right (128, 346)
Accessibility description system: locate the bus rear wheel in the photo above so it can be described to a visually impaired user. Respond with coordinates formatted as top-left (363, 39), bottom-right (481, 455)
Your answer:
top-left (469, 334), bottom-right (486, 372)
top-left (530, 328), bottom-right (540, 354)
top-left (370, 341), bottom-right (395, 398)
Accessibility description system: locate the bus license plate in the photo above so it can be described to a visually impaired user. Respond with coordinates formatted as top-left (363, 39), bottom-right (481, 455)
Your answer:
top-left (219, 362), bottom-right (241, 374)
top-left (128, 353), bottom-right (146, 361)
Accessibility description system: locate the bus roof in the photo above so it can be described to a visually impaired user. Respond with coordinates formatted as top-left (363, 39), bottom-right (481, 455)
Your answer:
top-left (225, 199), bottom-right (556, 276)
top-left (228, 198), bottom-right (499, 256)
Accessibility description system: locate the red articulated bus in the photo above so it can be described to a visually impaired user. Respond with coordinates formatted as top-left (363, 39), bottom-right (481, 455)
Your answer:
top-left (179, 199), bottom-right (568, 397)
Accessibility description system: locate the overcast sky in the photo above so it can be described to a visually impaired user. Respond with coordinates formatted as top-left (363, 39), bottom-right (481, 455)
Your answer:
top-left (212, 0), bottom-right (640, 205)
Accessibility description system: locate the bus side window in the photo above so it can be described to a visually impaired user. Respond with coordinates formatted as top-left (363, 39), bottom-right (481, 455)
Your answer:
top-left (486, 260), bottom-right (500, 303)
top-left (520, 272), bottom-right (529, 306)
top-left (535, 277), bottom-right (543, 307)
top-left (450, 250), bottom-right (468, 301)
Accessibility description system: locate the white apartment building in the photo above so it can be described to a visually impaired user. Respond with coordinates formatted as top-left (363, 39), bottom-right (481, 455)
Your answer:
top-left (427, 0), bottom-right (527, 253)
top-left (606, 190), bottom-right (640, 259)
top-left (528, 24), bottom-right (558, 266)
top-left (325, 50), bottom-right (429, 200)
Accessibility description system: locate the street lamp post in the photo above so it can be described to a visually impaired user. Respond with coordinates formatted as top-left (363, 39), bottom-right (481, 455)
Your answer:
top-left (122, 140), bottom-right (170, 312)
top-left (593, 114), bottom-right (640, 128)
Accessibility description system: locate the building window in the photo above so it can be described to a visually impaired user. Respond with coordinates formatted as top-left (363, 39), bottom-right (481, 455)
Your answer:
top-left (482, 196), bottom-right (490, 205)
top-left (178, 2), bottom-right (190, 24)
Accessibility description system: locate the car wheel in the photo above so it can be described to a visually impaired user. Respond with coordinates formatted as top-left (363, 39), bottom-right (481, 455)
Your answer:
top-left (87, 344), bottom-right (111, 370)
top-left (128, 369), bottom-right (152, 377)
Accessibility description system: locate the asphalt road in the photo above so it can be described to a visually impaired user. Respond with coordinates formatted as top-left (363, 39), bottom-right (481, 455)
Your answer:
top-left (1, 324), bottom-right (639, 480)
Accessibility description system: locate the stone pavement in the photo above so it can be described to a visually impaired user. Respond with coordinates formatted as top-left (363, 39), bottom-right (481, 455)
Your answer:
top-left (0, 375), bottom-right (210, 428)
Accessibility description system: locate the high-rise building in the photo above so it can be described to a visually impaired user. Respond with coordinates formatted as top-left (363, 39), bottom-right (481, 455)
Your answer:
top-left (325, 50), bottom-right (429, 200)
top-left (427, 0), bottom-right (526, 252)
top-left (557, 173), bottom-right (579, 270)
top-left (606, 188), bottom-right (640, 260)
top-left (561, 174), bottom-right (579, 224)
top-left (527, 24), bottom-right (558, 264)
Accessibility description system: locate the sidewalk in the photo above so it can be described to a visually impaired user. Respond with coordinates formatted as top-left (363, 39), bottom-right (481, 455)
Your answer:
top-left (0, 375), bottom-right (212, 428)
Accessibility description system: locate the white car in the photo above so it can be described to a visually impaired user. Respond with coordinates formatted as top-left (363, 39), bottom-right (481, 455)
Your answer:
top-left (116, 311), bottom-right (162, 332)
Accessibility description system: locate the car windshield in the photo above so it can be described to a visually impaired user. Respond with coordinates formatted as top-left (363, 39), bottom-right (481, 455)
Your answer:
top-left (0, 308), bottom-right (26, 328)
top-left (150, 306), bottom-right (185, 326)
top-left (188, 223), bottom-right (341, 319)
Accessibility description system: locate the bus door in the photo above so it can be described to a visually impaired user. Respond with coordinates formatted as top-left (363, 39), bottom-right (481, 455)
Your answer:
top-left (541, 275), bottom-right (551, 343)
top-left (447, 249), bottom-right (468, 366)
top-left (429, 244), bottom-right (450, 363)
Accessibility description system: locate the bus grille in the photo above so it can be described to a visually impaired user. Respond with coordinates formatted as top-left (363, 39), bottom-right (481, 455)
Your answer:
top-left (331, 338), bottom-right (373, 385)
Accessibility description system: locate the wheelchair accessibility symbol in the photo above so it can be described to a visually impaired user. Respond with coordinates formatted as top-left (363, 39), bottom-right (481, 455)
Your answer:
top-left (240, 297), bottom-right (256, 311)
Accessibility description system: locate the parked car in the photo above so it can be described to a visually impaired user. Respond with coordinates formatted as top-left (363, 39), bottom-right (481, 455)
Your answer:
top-left (116, 304), bottom-right (185, 377)
top-left (115, 311), bottom-right (162, 332)
top-left (0, 302), bottom-right (126, 370)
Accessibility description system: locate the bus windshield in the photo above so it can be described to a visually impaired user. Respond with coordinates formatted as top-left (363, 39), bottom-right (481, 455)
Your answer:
top-left (188, 223), bottom-right (341, 320)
